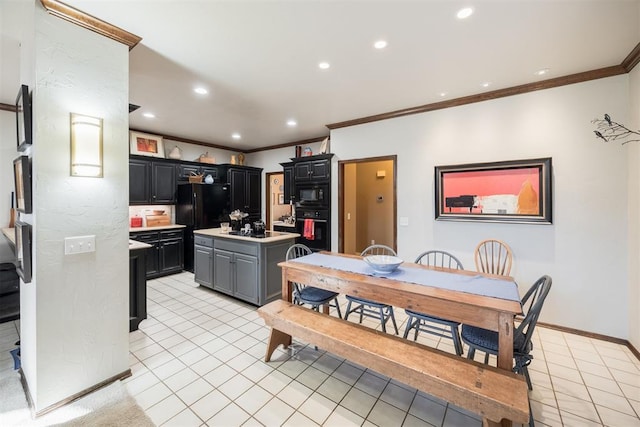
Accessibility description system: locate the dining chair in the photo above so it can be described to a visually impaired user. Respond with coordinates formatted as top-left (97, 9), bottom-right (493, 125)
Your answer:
top-left (344, 244), bottom-right (399, 334)
top-left (461, 274), bottom-right (552, 390)
top-left (285, 244), bottom-right (342, 318)
top-left (403, 250), bottom-right (465, 355)
top-left (474, 239), bottom-right (513, 276)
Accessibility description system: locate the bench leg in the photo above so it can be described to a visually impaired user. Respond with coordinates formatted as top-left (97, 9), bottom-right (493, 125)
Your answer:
top-left (265, 328), bottom-right (292, 362)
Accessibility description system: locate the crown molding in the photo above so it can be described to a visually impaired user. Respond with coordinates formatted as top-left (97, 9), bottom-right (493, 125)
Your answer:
top-left (40, 0), bottom-right (141, 50)
top-left (621, 41), bottom-right (640, 72)
top-left (327, 65), bottom-right (626, 130)
top-left (244, 135), bottom-right (328, 154)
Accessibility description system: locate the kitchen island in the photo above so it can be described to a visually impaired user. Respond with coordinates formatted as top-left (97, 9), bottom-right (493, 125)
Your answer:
top-left (193, 228), bottom-right (299, 306)
top-left (129, 239), bottom-right (152, 331)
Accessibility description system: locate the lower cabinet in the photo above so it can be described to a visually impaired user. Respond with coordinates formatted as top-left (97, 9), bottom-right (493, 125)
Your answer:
top-left (130, 229), bottom-right (184, 279)
top-left (193, 233), bottom-right (294, 305)
top-left (129, 247), bottom-right (147, 332)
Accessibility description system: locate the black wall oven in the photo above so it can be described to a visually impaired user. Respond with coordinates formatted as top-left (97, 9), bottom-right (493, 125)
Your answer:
top-left (295, 183), bottom-right (328, 207)
top-left (296, 208), bottom-right (330, 251)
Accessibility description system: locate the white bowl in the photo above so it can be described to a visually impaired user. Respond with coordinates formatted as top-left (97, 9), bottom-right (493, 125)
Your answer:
top-left (364, 255), bottom-right (403, 274)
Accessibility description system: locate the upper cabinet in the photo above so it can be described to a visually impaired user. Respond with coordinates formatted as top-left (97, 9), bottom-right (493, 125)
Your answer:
top-left (129, 157), bottom-right (176, 205)
top-left (291, 154), bottom-right (332, 183)
top-left (228, 166), bottom-right (262, 219)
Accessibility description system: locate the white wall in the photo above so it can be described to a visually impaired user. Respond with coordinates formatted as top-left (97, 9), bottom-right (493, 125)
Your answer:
top-left (23, 3), bottom-right (130, 411)
top-left (330, 76), bottom-right (630, 339)
top-left (628, 64), bottom-right (640, 349)
top-left (161, 137), bottom-right (237, 165)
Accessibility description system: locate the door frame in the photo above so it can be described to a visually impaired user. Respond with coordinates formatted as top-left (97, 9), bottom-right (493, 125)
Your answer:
top-left (264, 171), bottom-right (281, 230)
top-left (338, 155), bottom-right (398, 254)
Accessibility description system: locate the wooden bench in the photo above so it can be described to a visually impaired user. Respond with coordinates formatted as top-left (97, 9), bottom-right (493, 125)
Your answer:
top-left (258, 300), bottom-right (529, 426)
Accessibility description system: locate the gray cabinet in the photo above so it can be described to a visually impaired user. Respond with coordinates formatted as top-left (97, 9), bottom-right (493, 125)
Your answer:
top-left (194, 232), bottom-right (295, 305)
top-left (194, 235), bottom-right (214, 288)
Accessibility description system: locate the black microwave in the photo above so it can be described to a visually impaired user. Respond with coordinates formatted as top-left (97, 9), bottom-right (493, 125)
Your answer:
top-left (296, 184), bottom-right (328, 206)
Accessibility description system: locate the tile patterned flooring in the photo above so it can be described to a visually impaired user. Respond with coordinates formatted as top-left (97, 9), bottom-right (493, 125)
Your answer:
top-left (1, 271), bottom-right (639, 426)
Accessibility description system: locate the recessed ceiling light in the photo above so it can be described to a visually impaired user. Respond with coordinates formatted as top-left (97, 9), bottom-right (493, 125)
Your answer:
top-left (143, 112), bottom-right (155, 118)
top-left (535, 68), bottom-right (550, 76)
top-left (481, 82), bottom-right (491, 88)
top-left (456, 7), bottom-right (473, 19)
top-left (318, 62), bottom-right (330, 70)
top-left (231, 133), bottom-right (241, 140)
top-left (374, 40), bottom-right (387, 49)
top-left (287, 119), bottom-right (297, 127)
top-left (194, 87), bottom-right (208, 95)
top-left (439, 92), bottom-right (447, 97)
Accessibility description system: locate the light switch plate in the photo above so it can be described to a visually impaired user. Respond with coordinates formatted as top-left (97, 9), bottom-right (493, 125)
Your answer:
top-left (64, 235), bottom-right (96, 255)
top-left (399, 217), bottom-right (409, 226)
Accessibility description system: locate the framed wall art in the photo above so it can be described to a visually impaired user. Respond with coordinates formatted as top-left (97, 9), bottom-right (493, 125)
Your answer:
top-left (15, 220), bottom-right (32, 283)
top-left (129, 131), bottom-right (165, 158)
top-left (16, 84), bottom-right (32, 152)
top-left (13, 155), bottom-right (32, 214)
top-left (434, 157), bottom-right (552, 224)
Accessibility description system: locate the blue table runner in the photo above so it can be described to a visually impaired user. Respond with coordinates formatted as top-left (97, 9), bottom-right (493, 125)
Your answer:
top-left (289, 253), bottom-right (520, 302)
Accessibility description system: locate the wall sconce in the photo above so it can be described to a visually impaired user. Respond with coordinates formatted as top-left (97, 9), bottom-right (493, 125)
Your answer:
top-left (70, 113), bottom-right (103, 177)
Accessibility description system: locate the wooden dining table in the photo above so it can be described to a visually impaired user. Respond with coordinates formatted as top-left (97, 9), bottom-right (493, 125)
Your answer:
top-left (278, 251), bottom-right (523, 372)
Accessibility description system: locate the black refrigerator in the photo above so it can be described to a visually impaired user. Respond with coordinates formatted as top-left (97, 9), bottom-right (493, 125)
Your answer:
top-left (176, 183), bottom-right (230, 272)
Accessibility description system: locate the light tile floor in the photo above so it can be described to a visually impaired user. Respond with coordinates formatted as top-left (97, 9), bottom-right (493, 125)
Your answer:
top-left (1, 272), bottom-right (639, 426)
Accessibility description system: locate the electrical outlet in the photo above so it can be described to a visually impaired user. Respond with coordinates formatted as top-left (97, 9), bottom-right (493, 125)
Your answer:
top-left (371, 239), bottom-right (375, 245)
top-left (64, 235), bottom-right (96, 255)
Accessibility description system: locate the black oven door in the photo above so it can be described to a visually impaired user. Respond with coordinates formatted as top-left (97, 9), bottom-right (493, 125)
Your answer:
top-left (296, 217), bottom-right (329, 251)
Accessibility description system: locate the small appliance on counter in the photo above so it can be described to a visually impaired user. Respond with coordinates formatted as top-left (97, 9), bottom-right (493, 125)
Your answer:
top-left (145, 210), bottom-right (170, 227)
top-left (252, 220), bottom-right (266, 237)
top-left (229, 210), bottom-right (249, 231)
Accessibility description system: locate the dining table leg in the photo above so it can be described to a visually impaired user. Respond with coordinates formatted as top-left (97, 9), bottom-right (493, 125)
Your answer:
top-left (277, 266), bottom-right (292, 349)
top-left (497, 312), bottom-right (515, 427)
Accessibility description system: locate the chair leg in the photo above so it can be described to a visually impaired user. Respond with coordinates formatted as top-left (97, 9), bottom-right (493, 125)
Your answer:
top-left (344, 300), bottom-right (353, 321)
top-left (523, 365), bottom-right (533, 390)
top-left (483, 352), bottom-right (490, 364)
top-left (333, 298), bottom-right (342, 319)
top-left (358, 304), bottom-right (364, 324)
top-left (413, 319), bottom-right (420, 341)
top-left (451, 326), bottom-right (463, 356)
top-left (467, 347), bottom-right (475, 360)
top-left (388, 307), bottom-right (399, 335)
top-left (379, 306), bottom-right (387, 333)
top-left (402, 315), bottom-right (413, 339)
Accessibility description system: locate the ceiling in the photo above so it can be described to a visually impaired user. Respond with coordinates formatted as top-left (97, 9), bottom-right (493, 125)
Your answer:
top-left (4, 1), bottom-right (640, 152)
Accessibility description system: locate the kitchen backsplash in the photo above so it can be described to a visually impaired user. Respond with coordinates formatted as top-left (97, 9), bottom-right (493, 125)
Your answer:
top-left (129, 205), bottom-right (174, 227)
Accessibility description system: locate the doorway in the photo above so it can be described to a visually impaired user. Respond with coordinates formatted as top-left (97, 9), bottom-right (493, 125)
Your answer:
top-left (265, 171), bottom-right (292, 230)
top-left (338, 156), bottom-right (397, 254)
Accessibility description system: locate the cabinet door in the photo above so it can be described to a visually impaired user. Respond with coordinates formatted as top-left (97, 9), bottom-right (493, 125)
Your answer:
top-left (234, 253), bottom-right (259, 304)
top-left (201, 167), bottom-right (219, 182)
top-left (178, 164), bottom-right (201, 181)
top-left (228, 169), bottom-right (247, 212)
top-left (129, 159), bottom-right (150, 204)
top-left (310, 159), bottom-right (330, 180)
top-left (283, 165), bottom-right (294, 203)
top-left (160, 239), bottom-right (183, 273)
top-left (146, 242), bottom-right (160, 277)
top-left (194, 245), bottom-right (213, 288)
top-left (152, 162), bottom-right (177, 204)
top-left (129, 249), bottom-right (147, 331)
top-left (294, 162), bottom-right (312, 181)
top-left (246, 169), bottom-right (261, 216)
top-left (213, 249), bottom-right (234, 296)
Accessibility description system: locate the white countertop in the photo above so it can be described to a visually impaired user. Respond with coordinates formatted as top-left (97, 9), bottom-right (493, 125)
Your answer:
top-left (129, 224), bottom-right (186, 233)
top-left (129, 240), bottom-right (153, 250)
top-left (195, 227), bottom-right (300, 243)
top-left (1, 227), bottom-right (15, 245)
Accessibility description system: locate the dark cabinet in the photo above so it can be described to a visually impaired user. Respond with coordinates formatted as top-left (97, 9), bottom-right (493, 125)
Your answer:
top-left (177, 164), bottom-right (224, 183)
top-left (293, 157), bottom-right (330, 182)
top-left (130, 229), bottom-right (184, 279)
top-left (282, 162), bottom-right (294, 204)
top-left (129, 247), bottom-right (147, 332)
top-left (129, 158), bottom-right (176, 205)
top-left (228, 167), bottom-right (262, 220)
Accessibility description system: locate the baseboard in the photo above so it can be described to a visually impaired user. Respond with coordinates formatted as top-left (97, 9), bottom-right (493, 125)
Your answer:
top-left (20, 369), bottom-right (132, 418)
top-left (537, 321), bottom-right (640, 361)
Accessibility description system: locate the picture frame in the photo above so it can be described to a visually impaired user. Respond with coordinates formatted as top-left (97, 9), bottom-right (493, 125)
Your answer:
top-left (13, 155), bottom-right (32, 214)
top-left (278, 193), bottom-right (285, 205)
top-left (129, 131), bottom-right (165, 158)
top-left (434, 157), bottom-right (552, 224)
top-left (15, 220), bottom-right (32, 283)
top-left (16, 84), bottom-right (32, 152)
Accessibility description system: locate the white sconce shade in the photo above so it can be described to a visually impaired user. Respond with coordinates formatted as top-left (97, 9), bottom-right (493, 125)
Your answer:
top-left (70, 113), bottom-right (103, 177)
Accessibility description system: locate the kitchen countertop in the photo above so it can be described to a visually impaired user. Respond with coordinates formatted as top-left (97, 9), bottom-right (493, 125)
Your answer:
top-left (129, 224), bottom-right (186, 233)
top-left (129, 240), bottom-right (152, 250)
top-left (195, 227), bottom-right (300, 243)
top-left (1, 227), bottom-right (15, 245)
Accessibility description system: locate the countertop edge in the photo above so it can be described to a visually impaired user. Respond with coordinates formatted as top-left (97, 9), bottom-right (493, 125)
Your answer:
top-left (130, 224), bottom-right (187, 232)
top-left (195, 228), bottom-right (300, 243)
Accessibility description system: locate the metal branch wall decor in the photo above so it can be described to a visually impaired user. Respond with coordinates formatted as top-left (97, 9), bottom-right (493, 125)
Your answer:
top-left (592, 114), bottom-right (640, 145)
